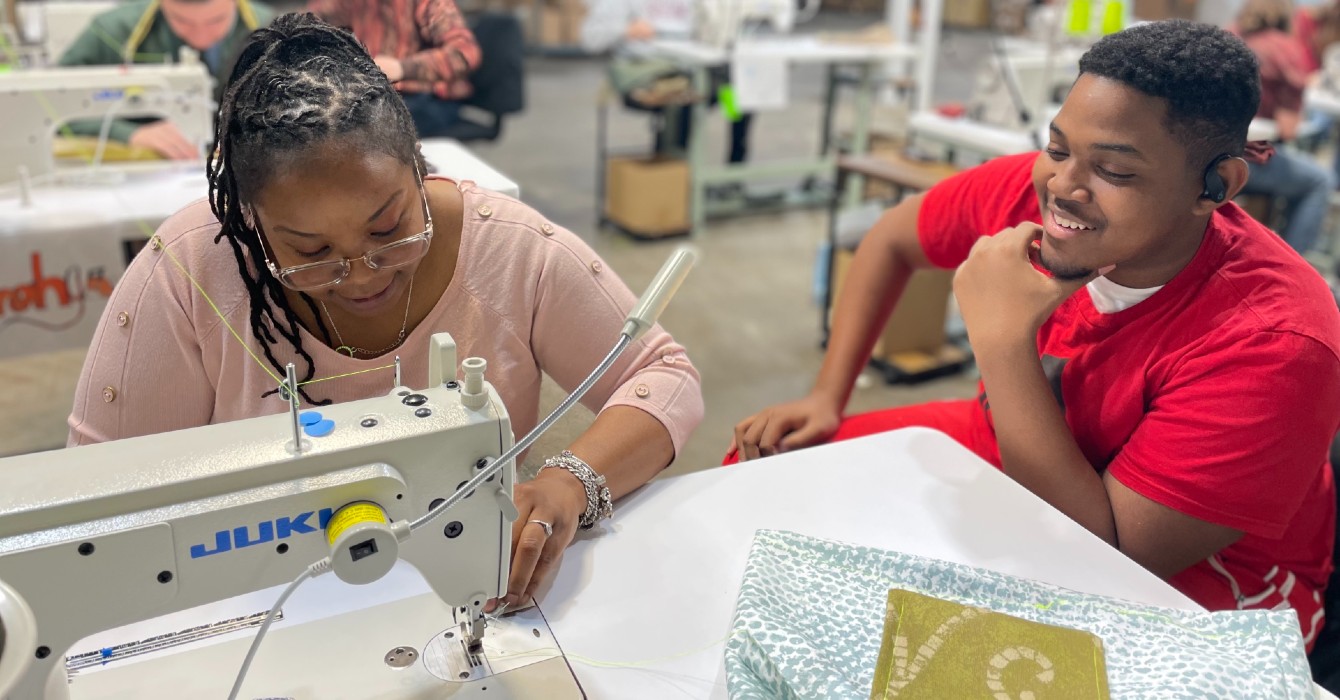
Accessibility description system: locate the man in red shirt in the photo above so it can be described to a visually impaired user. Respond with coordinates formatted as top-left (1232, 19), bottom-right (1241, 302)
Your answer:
top-left (732, 20), bottom-right (1340, 649)
top-left (307, 0), bottom-right (481, 137)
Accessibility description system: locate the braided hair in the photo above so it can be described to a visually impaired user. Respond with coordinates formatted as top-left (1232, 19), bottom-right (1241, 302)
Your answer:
top-left (206, 12), bottom-right (425, 404)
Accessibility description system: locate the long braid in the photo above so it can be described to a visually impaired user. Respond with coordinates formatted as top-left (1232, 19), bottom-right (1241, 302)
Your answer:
top-left (206, 13), bottom-right (423, 404)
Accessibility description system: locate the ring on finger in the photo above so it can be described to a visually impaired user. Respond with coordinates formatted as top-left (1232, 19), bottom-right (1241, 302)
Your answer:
top-left (528, 519), bottom-right (553, 537)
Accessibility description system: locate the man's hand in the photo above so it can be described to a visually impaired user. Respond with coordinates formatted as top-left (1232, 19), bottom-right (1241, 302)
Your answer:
top-left (128, 121), bottom-right (198, 161)
top-left (731, 394), bottom-right (842, 462)
top-left (625, 19), bottom-right (656, 41)
top-left (374, 55), bottom-right (405, 83)
top-left (498, 469), bottom-right (586, 609)
top-left (953, 223), bottom-right (1111, 348)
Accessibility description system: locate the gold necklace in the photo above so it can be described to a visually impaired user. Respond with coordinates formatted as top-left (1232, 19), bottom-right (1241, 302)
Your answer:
top-left (320, 275), bottom-right (415, 357)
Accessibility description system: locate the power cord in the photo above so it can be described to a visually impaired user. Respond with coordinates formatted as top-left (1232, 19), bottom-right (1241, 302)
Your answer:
top-left (226, 559), bottom-right (331, 700)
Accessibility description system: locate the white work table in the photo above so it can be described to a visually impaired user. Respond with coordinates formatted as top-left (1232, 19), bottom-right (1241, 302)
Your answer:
top-left (642, 36), bottom-right (920, 66)
top-left (0, 139), bottom-right (518, 456)
top-left (547, 428), bottom-right (1197, 697)
top-left (66, 428), bottom-right (1332, 698)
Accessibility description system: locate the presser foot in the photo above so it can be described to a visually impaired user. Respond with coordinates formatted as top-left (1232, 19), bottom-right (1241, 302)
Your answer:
top-left (423, 605), bottom-right (575, 688)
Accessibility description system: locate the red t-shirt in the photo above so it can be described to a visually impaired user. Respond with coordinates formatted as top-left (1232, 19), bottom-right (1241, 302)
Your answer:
top-left (918, 153), bottom-right (1340, 648)
top-left (1296, 7), bottom-right (1324, 74)
top-left (1242, 29), bottom-right (1312, 118)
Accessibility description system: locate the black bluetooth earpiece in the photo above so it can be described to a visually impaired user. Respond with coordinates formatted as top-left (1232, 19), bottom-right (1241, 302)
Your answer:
top-left (1200, 154), bottom-right (1232, 203)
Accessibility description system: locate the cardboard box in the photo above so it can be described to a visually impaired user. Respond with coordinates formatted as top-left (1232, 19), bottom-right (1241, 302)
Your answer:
top-left (943, 0), bottom-right (991, 29)
top-left (529, 0), bottom-right (586, 46)
top-left (535, 5), bottom-right (562, 45)
top-left (831, 248), bottom-right (955, 358)
top-left (604, 156), bottom-right (689, 237)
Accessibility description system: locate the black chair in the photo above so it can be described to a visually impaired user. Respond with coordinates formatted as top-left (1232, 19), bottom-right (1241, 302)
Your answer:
top-left (1309, 436), bottom-right (1340, 692)
top-left (439, 13), bottom-right (525, 142)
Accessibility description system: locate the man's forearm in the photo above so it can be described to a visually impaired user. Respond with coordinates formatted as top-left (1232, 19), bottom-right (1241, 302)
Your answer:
top-left (814, 205), bottom-right (925, 410)
top-left (815, 239), bottom-right (911, 408)
top-left (974, 336), bottom-right (1118, 544)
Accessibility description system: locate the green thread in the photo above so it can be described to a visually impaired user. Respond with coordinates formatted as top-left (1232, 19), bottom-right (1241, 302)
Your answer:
top-left (299, 364), bottom-right (396, 387)
top-left (156, 237), bottom-right (403, 402)
top-left (152, 235), bottom-right (285, 387)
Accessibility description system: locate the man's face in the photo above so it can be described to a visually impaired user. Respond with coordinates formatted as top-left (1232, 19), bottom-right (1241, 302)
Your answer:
top-left (161, 0), bottom-right (237, 52)
top-left (1032, 74), bottom-right (1208, 286)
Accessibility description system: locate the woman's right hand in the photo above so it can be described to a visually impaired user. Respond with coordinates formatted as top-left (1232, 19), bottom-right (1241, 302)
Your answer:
top-left (129, 121), bottom-right (198, 161)
top-left (625, 20), bottom-right (655, 41)
top-left (731, 394), bottom-right (842, 462)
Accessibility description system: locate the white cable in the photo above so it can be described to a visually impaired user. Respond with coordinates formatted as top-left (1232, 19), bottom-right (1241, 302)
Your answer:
top-left (226, 559), bottom-right (331, 700)
top-left (409, 247), bottom-right (694, 532)
top-left (90, 95), bottom-right (130, 172)
top-left (408, 334), bottom-right (633, 532)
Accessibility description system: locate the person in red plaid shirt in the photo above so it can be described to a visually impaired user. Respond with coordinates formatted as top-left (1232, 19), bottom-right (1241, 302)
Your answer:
top-left (308, 0), bottom-right (482, 137)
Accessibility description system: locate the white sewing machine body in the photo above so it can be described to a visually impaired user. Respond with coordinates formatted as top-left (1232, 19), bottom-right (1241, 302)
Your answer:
top-left (694, 0), bottom-right (814, 49)
top-left (0, 61), bottom-right (214, 179)
top-left (0, 335), bottom-right (584, 699)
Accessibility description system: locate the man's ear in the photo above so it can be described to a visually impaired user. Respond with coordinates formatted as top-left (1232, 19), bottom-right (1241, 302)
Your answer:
top-left (1192, 156), bottom-right (1251, 216)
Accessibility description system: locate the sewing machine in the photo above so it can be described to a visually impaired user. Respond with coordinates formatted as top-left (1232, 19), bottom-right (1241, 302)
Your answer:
top-left (968, 38), bottom-right (1085, 133)
top-left (0, 60), bottom-right (213, 181)
top-left (0, 248), bottom-right (696, 699)
top-left (0, 578), bottom-right (35, 697)
top-left (694, 0), bottom-right (820, 49)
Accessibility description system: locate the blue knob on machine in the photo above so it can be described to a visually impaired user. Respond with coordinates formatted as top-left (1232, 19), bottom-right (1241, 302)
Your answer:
top-left (304, 419), bottom-right (336, 437)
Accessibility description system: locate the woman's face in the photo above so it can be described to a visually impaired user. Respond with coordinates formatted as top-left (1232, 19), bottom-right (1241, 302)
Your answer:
top-left (250, 146), bottom-right (429, 318)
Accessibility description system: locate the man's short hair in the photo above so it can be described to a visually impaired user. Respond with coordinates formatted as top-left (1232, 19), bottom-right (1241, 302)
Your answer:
top-left (1078, 20), bottom-right (1261, 169)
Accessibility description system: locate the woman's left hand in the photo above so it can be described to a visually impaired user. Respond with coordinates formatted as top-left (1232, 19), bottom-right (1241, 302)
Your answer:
top-left (502, 469), bottom-right (587, 608)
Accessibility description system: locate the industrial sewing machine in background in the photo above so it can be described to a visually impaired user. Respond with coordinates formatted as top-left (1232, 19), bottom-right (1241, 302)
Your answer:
top-left (693, 0), bottom-right (821, 50)
top-left (0, 58), bottom-right (213, 183)
top-left (0, 248), bottom-right (696, 699)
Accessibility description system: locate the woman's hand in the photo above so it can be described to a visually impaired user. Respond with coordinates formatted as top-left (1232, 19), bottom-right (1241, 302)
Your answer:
top-left (501, 469), bottom-right (587, 607)
top-left (625, 19), bottom-right (656, 41)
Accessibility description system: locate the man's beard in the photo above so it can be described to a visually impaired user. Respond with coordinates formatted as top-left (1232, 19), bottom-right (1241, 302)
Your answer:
top-left (1037, 247), bottom-right (1095, 282)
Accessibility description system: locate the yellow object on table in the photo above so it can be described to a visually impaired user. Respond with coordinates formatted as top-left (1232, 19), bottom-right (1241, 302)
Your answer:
top-left (53, 137), bottom-right (164, 164)
top-left (871, 589), bottom-right (1111, 699)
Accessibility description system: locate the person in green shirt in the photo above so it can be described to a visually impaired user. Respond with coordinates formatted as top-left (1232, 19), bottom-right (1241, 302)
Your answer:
top-left (58, 0), bottom-right (273, 160)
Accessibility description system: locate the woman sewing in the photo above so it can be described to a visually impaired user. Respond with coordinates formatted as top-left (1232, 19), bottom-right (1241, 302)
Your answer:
top-left (67, 13), bottom-right (704, 608)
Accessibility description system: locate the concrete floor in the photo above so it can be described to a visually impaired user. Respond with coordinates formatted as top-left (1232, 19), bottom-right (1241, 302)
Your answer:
top-left (1, 22), bottom-right (994, 476)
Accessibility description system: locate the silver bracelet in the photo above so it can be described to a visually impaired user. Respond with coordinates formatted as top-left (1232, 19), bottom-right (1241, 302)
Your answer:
top-left (540, 450), bottom-right (613, 529)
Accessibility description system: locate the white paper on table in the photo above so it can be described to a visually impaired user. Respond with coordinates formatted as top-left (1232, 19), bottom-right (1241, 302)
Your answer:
top-left (731, 52), bottom-right (788, 111)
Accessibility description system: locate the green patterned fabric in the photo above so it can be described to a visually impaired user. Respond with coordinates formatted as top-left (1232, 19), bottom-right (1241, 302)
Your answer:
top-left (871, 589), bottom-right (1110, 699)
top-left (725, 530), bottom-right (1314, 700)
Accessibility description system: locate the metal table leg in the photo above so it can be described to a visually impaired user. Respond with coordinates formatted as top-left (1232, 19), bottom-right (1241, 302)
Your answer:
top-left (843, 62), bottom-right (877, 210)
top-left (822, 167), bottom-right (851, 343)
top-left (687, 64), bottom-right (710, 236)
